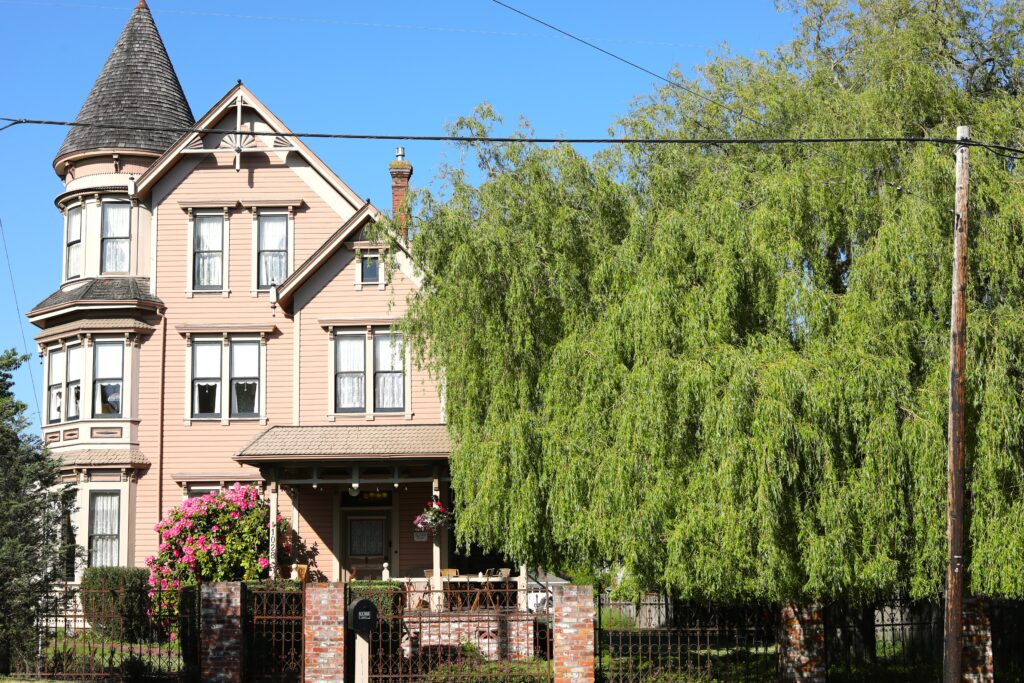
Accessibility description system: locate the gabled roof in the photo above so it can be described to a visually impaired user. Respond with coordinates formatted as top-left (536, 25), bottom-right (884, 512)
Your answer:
top-left (135, 83), bottom-right (366, 213)
top-left (55, 0), bottom-right (194, 169)
top-left (235, 424), bottom-right (451, 463)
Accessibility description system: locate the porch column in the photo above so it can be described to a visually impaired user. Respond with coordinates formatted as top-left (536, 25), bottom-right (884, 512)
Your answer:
top-left (430, 473), bottom-right (443, 610)
top-left (517, 564), bottom-right (528, 611)
top-left (268, 474), bottom-right (279, 579)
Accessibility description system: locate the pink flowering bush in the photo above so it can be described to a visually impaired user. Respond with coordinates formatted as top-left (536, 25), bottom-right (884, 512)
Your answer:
top-left (145, 483), bottom-right (283, 625)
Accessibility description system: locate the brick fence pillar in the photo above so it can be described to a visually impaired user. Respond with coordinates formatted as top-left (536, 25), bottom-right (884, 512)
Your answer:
top-left (200, 582), bottom-right (245, 683)
top-left (780, 603), bottom-right (825, 683)
top-left (962, 598), bottom-right (994, 683)
top-left (553, 584), bottom-right (595, 683)
top-left (304, 582), bottom-right (346, 683)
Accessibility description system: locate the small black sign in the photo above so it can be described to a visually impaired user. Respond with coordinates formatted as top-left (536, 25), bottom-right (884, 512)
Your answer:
top-left (347, 598), bottom-right (378, 633)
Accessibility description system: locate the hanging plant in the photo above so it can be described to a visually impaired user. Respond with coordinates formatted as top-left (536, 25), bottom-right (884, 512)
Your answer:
top-left (413, 499), bottom-right (453, 534)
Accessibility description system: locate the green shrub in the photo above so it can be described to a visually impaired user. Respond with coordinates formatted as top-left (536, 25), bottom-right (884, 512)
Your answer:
top-left (425, 658), bottom-right (550, 683)
top-left (80, 567), bottom-right (152, 642)
top-left (349, 580), bottom-right (404, 617)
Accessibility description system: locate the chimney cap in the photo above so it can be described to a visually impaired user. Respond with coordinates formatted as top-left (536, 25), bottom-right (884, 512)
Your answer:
top-left (395, 146), bottom-right (406, 161)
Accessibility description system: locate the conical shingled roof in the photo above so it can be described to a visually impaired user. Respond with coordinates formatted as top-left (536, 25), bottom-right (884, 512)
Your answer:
top-left (55, 0), bottom-right (194, 166)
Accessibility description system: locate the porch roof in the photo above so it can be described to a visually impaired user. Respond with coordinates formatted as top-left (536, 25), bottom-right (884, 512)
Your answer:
top-left (234, 424), bottom-right (451, 463)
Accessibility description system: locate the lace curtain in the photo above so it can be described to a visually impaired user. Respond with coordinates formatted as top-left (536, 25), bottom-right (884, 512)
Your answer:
top-left (101, 203), bottom-right (130, 273)
top-left (90, 492), bottom-right (119, 567)
top-left (194, 215), bottom-right (223, 288)
top-left (66, 206), bottom-right (82, 278)
top-left (374, 334), bottom-right (404, 410)
top-left (258, 215), bottom-right (287, 287)
top-left (335, 336), bottom-right (365, 410)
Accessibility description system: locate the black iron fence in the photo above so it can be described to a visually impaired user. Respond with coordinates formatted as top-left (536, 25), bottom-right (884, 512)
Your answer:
top-left (244, 582), bottom-right (304, 682)
top-left (356, 581), bottom-right (553, 683)
top-left (13, 583), bottom-right (200, 681)
top-left (596, 594), bottom-right (779, 683)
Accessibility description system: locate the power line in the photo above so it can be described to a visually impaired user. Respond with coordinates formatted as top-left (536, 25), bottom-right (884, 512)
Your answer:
top-left (488, 0), bottom-right (768, 132)
top-left (1, 116), bottom-right (1021, 156)
top-left (0, 216), bottom-right (42, 426)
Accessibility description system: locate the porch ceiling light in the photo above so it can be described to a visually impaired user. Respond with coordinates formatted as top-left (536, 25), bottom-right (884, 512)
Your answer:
top-left (348, 484), bottom-right (360, 497)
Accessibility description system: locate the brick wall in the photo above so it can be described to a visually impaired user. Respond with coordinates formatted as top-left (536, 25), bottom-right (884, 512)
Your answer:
top-left (303, 583), bottom-right (346, 683)
top-left (200, 582), bottom-right (244, 683)
top-left (963, 598), bottom-right (994, 683)
top-left (553, 584), bottom-right (595, 683)
top-left (780, 603), bottom-right (825, 683)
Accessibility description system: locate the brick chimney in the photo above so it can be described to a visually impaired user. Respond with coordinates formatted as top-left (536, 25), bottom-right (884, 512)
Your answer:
top-left (389, 147), bottom-right (413, 231)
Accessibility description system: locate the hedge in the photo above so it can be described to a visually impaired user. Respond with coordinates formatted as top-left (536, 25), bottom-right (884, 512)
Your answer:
top-left (80, 567), bottom-right (152, 642)
top-left (349, 580), bottom-right (404, 618)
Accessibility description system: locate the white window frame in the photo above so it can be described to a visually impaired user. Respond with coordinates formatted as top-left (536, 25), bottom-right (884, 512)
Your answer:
top-left (71, 475), bottom-right (132, 578)
top-left (45, 343), bottom-right (84, 424)
top-left (251, 209), bottom-right (293, 294)
top-left (87, 490), bottom-right (120, 568)
top-left (92, 339), bottom-right (125, 418)
top-left (99, 200), bottom-right (131, 275)
top-left (334, 333), bottom-right (366, 413)
top-left (187, 208), bottom-right (231, 296)
top-left (47, 347), bottom-right (65, 425)
top-left (185, 334), bottom-right (267, 425)
top-left (65, 203), bottom-right (83, 281)
top-left (354, 248), bottom-right (385, 291)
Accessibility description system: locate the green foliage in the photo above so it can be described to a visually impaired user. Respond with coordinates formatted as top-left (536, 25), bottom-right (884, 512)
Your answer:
top-left (79, 567), bottom-right (151, 642)
top-left (424, 658), bottom-right (550, 683)
top-left (348, 580), bottom-right (404, 617)
top-left (0, 349), bottom-right (77, 673)
top-left (386, 0), bottom-right (1024, 602)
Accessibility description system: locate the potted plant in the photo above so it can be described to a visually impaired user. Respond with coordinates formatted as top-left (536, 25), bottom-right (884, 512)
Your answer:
top-left (413, 498), bottom-right (453, 535)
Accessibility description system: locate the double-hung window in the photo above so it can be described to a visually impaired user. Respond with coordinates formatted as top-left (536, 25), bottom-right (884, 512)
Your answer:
top-left (66, 345), bottom-right (81, 421)
top-left (93, 341), bottom-right (123, 417)
top-left (193, 214), bottom-right (224, 290)
top-left (100, 202), bottom-right (130, 274)
top-left (257, 213), bottom-right (287, 289)
top-left (47, 348), bottom-right (65, 424)
top-left (192, 341), bottom-right (221, 418)
top-left (88, 491), bottom-right (119, 568)
top-left (66, 205), bottom-right (82, 279)
top-left (361, 252), bottom-right (380, 284)
top-left (230, 341), bottom-right (259, 417)
top-left (335, 335), bottom-right (365, 412)
top-left (373, 333), bottom-right (404, 412)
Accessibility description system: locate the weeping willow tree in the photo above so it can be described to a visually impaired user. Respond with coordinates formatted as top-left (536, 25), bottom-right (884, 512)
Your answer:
top-left (387, 0), bottom-right (1024, 602)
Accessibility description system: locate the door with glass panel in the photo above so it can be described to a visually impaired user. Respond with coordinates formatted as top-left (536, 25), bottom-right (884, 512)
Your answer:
top-left (344, 513), bottom-right (389, 580)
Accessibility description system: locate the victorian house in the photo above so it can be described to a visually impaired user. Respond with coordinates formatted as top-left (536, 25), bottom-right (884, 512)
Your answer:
top-left (30, 1), bottom-right (471, 586)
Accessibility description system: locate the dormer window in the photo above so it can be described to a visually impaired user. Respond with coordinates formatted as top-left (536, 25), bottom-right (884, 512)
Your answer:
top-left (100, 202), bottom-right (130, 274)
top-left (361, 252), bottom-right (380, 284)
top-left (66, 205), bottom-right (82, 279)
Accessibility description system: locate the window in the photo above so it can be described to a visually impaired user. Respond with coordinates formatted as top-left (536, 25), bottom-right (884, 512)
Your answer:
top-left (47, 348), bottom-right (65, 424)
top-left (100, 203), bottom-right (130, 273)
top-left (88, 491), bottom-right (119, 567)
top-left (93, 341), bottom-right (123, 417)
top-left (373, 333), bottom-right (404, 412)
top-left (187, 485), bottom-right (220, 499)
top-left (361, 252), bottom-right (379, 284)
top-left (230, 341), bottom-right (259, 417)
top-left (193, 214), bottom-right (223, 290)
top-left (257, 213), bottom-right (287, 289)
top-left (66, 205), bottom-right (82, 279)
top-left (335, 336), bottom-right (365, 412)
top-left (192, 341), bottom-right (221, 418)
top-left (66, 345), bottom-right (81, 421)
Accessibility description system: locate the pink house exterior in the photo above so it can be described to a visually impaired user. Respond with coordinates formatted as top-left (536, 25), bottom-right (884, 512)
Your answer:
top-left (30, 1), bottom-right (479, 588)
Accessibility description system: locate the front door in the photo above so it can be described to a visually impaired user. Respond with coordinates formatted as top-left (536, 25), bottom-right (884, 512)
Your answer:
top-left (344, 513), bottom-right (388, 580)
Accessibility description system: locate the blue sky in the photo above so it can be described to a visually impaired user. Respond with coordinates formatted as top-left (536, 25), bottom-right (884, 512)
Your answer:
top-left (0, 0), bottom-right (795, 429)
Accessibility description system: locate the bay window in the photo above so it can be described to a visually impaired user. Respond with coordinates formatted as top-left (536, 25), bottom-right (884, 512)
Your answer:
top-left (257, 213), bottom-right (287, 289)
top-left (66, 345), bottom-right (81, 421)
top-left (374, 333), bottom-right (404, 412)
top-left (193, 214), bottom-right (224, 290)
top-left (66, 205), bottom-right (82, 279)
top-left (100, 202), bottom-right (130, 273)
top-left (335, 335), bottom-right (365, 412)
top-left (47, 348), bottom-right (65, 424)
top-left (230, 341), bottom-right (259, 417)
top-left (88, 491), bottom-right (119, 568)
top-left (192, 341), bottom-right (221, 418)
top-left (93, 341), bottom-right (123, 417)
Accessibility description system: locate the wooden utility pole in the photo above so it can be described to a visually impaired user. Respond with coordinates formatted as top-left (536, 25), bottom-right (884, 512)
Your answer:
top-left (943, 125), bottom-right (970, 683)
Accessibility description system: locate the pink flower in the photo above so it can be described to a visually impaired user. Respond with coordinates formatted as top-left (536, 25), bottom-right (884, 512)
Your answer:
top-left (258, 557), bottom-right (270, 570)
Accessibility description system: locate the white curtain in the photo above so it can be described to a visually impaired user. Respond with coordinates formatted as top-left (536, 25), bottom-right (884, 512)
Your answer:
top-left (90, 492), bottom-right (119, 567)
top-left (48, 349), bottom-right (65, 422)
top-left (258, 215), bottom-right (287, 287)
top-left (194, 215), bottom-right (223, 287)
top-left (66, 207), bottom-right (82, 278)
top-left (49, 348), bottom-right (65, 385)
top-left (67, 345), bottom-right (81, 419)
top-left (194, 342), bottom-right (221, 377)
top-left (193, 342), bottom-right (221, 415)
top-left (335, 336), bottom-right (364, 410)
top-left (230, 342), bottom-right (259, 415)
top-left (101, 204), bottom-right (130, 273)
top-left (374, 334), bottom-right (404, 410)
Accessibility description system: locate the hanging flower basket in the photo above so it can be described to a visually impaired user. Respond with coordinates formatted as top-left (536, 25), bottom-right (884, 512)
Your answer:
top-left (413, 500), bottom-right (453, 534)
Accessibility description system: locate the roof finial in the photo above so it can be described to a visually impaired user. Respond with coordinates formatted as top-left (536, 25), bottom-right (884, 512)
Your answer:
top-left (136, 0), bottom-right (148, 9)
top-left (237, 79), bottom-right (243, 86)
